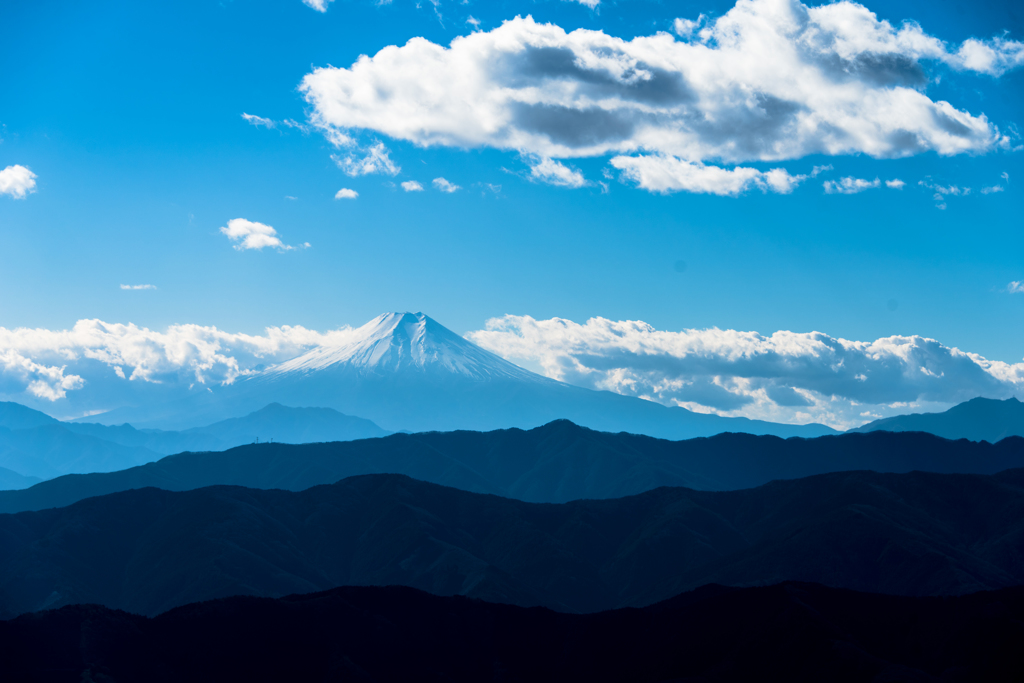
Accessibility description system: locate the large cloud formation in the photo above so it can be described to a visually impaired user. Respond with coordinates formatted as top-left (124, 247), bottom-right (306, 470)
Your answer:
top-left (467, 315), bottom-right (1024, 428)
top-left (300, 0), bottom-right (1021, 192)
top-left (0, 321), bottom-right (362, 405)
top-left (2, 316), bottom-right (1022, 428)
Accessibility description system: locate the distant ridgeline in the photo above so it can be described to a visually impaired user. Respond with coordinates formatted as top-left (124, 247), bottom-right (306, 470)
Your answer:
top-left (2, 420), bottom-right (1024, 511)
top-left (0, 401), bottom-right (388, 484)
top-left (856, 396), bottom-right (1024, 443)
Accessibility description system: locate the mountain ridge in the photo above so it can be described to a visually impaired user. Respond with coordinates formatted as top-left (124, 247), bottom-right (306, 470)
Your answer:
top-left (2, 421), bottom-right (1023, 513)
top-left (1, 468), bottom-right (1023, 619)
top-left (856, 396), bottom-right (1024, 442)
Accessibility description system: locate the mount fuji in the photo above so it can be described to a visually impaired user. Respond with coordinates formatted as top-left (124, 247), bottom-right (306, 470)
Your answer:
top-left (89, 312), bottom-right (835, 439)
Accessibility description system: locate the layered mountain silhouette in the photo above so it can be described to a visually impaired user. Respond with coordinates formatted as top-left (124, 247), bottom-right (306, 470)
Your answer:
top-left (83, 312), bottom-right (836, 439)
top-left (857, 396), bottom-right (1024, 442)
top-left (3, 582), bottom-right (1021, 683)
top-left (2, 469), bottom-right (1023, 618)
top-left (0, 402), bottom-right (387, 485)
top-left (3, 421), bottom-right (1022, 513)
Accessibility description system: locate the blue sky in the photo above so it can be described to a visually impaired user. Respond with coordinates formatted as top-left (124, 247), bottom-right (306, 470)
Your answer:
top-left (0, 0), bottom-right (1022, 426)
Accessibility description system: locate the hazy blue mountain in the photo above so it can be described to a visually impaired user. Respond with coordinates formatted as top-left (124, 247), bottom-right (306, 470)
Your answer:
top-left (0, 402), bottom-right (58, 430)
top-left (1, 469), bottom-right (1022, 619)
top-left (0, 467), bottom-right (39, 491)
top-left (3, 421), bottom-right (1022, 514)
top-left (65, 403), bottom-right (388, 453)
top-left (856, 396), bottom-right (1024, 442)
top-left (4, 583), bottom-right (1020, 683)
top-left (0, 424), bottom-right (159, 480)
top-left (81, 312), bottom-right (836, 439)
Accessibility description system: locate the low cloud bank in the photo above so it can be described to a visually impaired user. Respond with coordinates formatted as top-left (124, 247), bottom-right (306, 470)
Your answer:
top-left (467, 315), bottom-right (1024, 428)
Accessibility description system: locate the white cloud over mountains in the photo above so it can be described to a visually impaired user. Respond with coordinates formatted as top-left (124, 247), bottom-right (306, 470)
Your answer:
top-left (299, 0), bottom-right (1022, 195)
top-left (0, 321), bottom-right (363, 404)
top-left (0, 165), bottom-right (37, 199)
top-left (467, 315), bottom-right (1024, 428)
top-left (2, 315), bottom-right (1021, 429)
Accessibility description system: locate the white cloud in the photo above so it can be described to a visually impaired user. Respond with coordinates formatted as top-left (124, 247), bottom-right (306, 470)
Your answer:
top-left (823, 176), bottom-right (881, 194)
top-left (219, 218), bottom-right (297, 252)
top-left (432, 177), bottom-right (461, 192)
top-left (885, 178), bottom-right (906, 189)
top-left (673, 15), bottom-right (707, 38)
top-left (981, 185), bottom-right (1005, 194)
top-left (335, 188), bottom-right (359, 199)
top-left (611, 155), bottom-right (806, 195)
top-left (120, 284), bottom-right (157, 291)
top-left (332, 142), bottom-right (400, 176)
top-left (401, 180), bottom-right (424, 191)
top-left (0, 165), bottom-right (37, 199)
top-left (467, 314), bottom-right (1024, 429)
top-left (810, 165), bottom-right (834, 177)
top-left (302, 0), bottom-right (333, 12)
top-left (0, 320), bottom-right (366, 403)
top-left (241, 112), bottom-right (276, 128)
top-left (300, 1), bottom-right (1021, 192)
top-left (570, 0), bottom-right (600, 8)
top-left (1008, 281), bottom-right (1024, 294)
top-left (1002, 171), bottom-right (1010, 183)
top-left (529, 157), bottom-right (588, 188)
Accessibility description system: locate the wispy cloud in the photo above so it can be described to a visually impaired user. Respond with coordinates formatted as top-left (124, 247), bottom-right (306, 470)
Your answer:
top-left (1008, 281), bottom-right (1024, 294)
top-left (612, 156), bottom-right (807, 196)
top-left (0, 165), bottom-right (37, 199)
top-left (333, 142), bottom-right (400, 177)
top-left (823, 177), bottom-right (881, 194)
top-left (241, 112), bottom-right (276, 129)
top-left (529, 157), bottom-right (588, 188)
top-left (401, 180), bottom-right (423, 192)
top-left (302, 0), bottom-right (333, 12)
top-left (432, 177), bottom-right (461, 193)
top-left (120, 284), bottom-right (157, 291)
top-left (885, 179), bottom-right (906, 189)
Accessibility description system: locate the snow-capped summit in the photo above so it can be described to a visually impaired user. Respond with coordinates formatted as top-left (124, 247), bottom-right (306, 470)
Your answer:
top-left (261, 312), bottom-right (541, 382)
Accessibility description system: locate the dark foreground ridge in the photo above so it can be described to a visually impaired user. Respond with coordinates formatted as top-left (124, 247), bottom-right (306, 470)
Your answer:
top-left (2, 582), bottom-right (1022, 683)
top-left (3, 469), bottom-right (1024, 617)
top-left (3, 420), bottom-right (1024, 512)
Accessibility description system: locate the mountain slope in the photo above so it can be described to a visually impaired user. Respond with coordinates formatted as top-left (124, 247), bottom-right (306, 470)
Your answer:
top-left (0, 424), bottom-right (160, 480)
top-left (3, 582), bottom-right (1021, 683)
top-left (0, 402), bottom-right (58, 430)
top-left (857, 396), bottom-right (1024, 442)
top-left (0, 467), bottom-right (39, 491)
top-left (84, 312), bottom-right (836, 439)
top-left (64, 403), bottom-right (389, 454)
top-left (1, 469), bottom-right (1023, 618)
top-left (2, 422), bottom-right (1022, 513)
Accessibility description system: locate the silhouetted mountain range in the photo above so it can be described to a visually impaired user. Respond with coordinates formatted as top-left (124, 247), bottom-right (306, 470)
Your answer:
top-left (857, 396), bottom-right (1024, 442)
top-left (0, 402), bottom-right (387, 485)
top-left (3, 582), bottom-right (1021, 683)
top-left (81, 312), bottom-right (837, 439)
top-left (3, 420), bottom-right (1023, 512)
top-left (2, 469), bottom-right (1023, 618)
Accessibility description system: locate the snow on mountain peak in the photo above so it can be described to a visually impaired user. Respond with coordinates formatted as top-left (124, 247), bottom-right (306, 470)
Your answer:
top-left (259, 312), bottom-right (544, 381)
